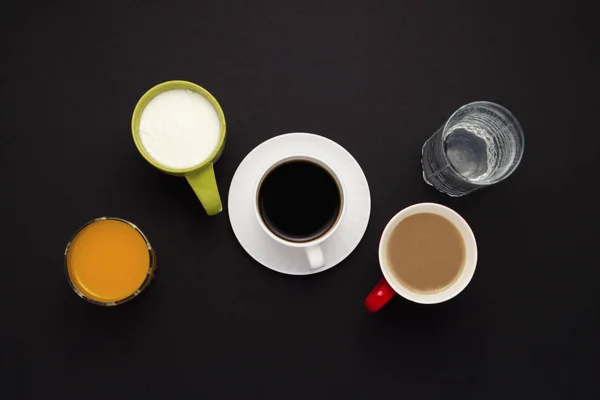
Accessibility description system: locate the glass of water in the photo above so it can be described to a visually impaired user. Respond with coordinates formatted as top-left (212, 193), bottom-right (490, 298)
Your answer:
top-left (422, 101), bottom-right (524, 197)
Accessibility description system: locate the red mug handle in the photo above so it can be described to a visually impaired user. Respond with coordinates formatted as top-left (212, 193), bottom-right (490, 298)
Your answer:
top-left (365, 278), bottom-right (396, 312)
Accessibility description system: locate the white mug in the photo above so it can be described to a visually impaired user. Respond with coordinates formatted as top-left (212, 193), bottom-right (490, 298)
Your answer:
top-left (365, 203), bottom-right (477, 310)
top-left (254, 154), bottom-right (346, 270)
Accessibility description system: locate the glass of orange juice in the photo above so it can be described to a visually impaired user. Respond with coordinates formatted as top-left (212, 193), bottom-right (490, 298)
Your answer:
top-left (65, 217), bottom-right (156, 306)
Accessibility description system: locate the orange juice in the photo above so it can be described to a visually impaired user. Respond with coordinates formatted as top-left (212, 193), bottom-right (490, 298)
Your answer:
top-left (65, 218), bottom-right (155, 305)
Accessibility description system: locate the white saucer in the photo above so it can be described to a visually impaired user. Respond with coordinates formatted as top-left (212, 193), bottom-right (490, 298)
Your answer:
top-left (228, 133), bottom-right (371, 275)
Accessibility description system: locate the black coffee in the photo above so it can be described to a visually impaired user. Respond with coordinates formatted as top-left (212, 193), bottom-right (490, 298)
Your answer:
top-left (258, 160), bottom-right (341, 242)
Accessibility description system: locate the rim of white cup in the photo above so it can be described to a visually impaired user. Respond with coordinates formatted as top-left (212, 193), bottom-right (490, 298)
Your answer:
top-left (253, 154), bottom-right (347, 248)
top-left (378, 203), bottom-right (478, 304)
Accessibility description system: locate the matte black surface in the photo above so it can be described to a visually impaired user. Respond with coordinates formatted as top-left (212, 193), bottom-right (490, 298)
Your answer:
top-left (259, 160), bottom-right (341, 242)
top-left (1, 1), bottom-right (599, 399)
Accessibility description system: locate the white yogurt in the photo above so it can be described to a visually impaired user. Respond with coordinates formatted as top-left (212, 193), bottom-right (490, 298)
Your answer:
top-left (139, 89), bottom-right (221, 170)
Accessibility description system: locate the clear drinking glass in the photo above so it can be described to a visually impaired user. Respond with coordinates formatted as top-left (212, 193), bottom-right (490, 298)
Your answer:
top-left (421, 101), bottom-right (524, 196)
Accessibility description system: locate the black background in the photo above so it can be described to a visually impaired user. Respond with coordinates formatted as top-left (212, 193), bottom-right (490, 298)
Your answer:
top-left (2, 1), bottom-right (599, 399)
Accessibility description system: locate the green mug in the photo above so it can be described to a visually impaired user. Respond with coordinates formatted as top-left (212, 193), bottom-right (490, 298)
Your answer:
top-left (131, 81), bottom-right (226, 215)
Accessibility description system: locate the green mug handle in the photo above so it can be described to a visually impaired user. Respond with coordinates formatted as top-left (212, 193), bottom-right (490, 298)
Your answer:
top-left (185, 164), bottom-right (222, 215)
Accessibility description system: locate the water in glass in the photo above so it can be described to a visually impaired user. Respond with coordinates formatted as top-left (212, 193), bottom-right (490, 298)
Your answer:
top-left (422, 101), bottom-right (524, 196)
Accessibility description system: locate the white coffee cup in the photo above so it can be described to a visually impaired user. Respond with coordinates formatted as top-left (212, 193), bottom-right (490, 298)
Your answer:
top-left (254, 154), bottom-right (346, 270)
top-left (365, 203), bottom-right (477, 310)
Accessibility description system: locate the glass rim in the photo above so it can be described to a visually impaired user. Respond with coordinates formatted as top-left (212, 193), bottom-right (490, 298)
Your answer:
top-left (64, 217), bottom-right (155, 306)
top-left (440, 100), bottom-right (525, 186)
